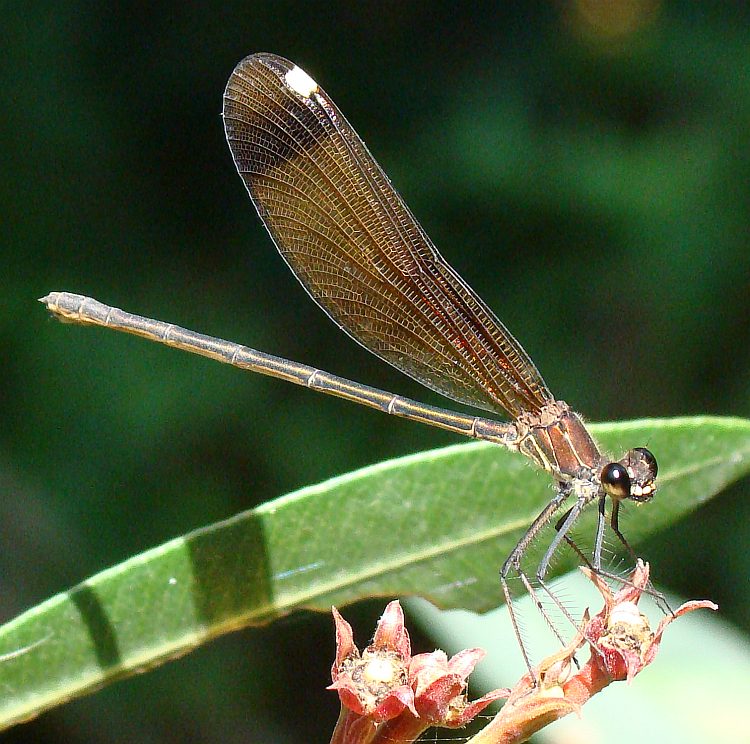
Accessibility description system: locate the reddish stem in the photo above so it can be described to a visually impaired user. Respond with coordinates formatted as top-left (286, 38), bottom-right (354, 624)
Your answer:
top-left (370, 712), bottom-right (429, 744)
top-left (329, 707), bottom-right (378, 744)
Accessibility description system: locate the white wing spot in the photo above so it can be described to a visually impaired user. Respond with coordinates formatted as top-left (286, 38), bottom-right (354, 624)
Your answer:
top-left (285, 65), bottom-right (318, 98)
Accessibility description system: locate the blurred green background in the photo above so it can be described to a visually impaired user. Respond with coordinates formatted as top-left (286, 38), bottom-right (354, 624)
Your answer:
top-left (3, 2), bottom-right (749, 741)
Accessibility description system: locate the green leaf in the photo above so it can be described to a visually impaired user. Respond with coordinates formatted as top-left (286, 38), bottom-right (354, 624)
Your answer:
top-left (0, 415), bottom-right (748, 728)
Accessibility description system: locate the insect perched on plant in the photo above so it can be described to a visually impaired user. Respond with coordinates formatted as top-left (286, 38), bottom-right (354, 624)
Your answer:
top-left (43, 53), bottom-right (665, 674)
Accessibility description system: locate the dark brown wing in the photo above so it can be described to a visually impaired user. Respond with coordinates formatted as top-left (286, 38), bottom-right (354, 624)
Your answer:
top-left (222, 53), bottom-right (552, 418)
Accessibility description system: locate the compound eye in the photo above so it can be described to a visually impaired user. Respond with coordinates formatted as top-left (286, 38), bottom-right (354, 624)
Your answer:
top-left (632, 447), bottom-right (658, 479)
top-left (601, 462), bottom-right (631, 500)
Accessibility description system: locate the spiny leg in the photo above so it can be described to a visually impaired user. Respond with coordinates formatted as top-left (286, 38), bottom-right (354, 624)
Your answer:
top-left (535, 498), bottom-right (590, 636)
top-left (558, 496), bottom-right (673, 616)
top-left (608, 500), bottom-right (674, 615)
top-left (555, 493), bottom-right (606, 571)
top-left (500, 484), bottom-right (572, 679)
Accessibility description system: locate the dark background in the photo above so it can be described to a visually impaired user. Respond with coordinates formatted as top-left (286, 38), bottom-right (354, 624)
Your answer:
top-left (3, 2), bottom-right (749, 741)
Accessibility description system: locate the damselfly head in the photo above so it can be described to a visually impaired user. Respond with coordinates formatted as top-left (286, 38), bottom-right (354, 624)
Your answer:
top-left (600, 447), bottom-right (657, 503)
